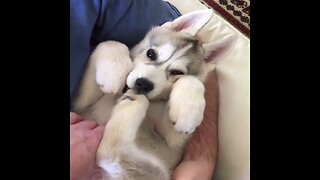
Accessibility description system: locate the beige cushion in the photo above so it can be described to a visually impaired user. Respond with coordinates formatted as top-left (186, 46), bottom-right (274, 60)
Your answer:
top-left (166, 0), bottom-right (250, 180)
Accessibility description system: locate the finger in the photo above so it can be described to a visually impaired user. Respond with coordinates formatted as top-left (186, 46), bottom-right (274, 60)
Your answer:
top-left (75, 120), bottom-right (99, 130)
top-left (172, 161), bottom-right (213, 180)
top-left (88, 126), bottom-right (105, 148)
top-left (91, 126), bottom-right (105, 140)
top-left (92, 125), bottom-right (105, 134)
top-left (70, 112), bottom-right (84, 124)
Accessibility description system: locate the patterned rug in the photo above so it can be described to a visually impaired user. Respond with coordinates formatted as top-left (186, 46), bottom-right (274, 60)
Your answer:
top-left (200, 0), bottom-right (250, 38)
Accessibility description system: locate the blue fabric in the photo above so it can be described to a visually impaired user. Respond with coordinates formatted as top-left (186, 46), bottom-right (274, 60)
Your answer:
top-left (70, 0), bottom-right (181, 108)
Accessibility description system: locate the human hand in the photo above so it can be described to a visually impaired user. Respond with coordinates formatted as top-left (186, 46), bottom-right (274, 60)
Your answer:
top-left (70, 112), bottom-right (105, 180)
top-left (172, 160), bottom-right (214, 180)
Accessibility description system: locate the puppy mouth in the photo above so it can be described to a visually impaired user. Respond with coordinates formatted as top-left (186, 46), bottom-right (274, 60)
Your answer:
top-left (122, 84), bottom-right (130, 94)
top-left (122, 84), bottom-right (149, 98)
top-left (135, 89), bottom-right (149, 95)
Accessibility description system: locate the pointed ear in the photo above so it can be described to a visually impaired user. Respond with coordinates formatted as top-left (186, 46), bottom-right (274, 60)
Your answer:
top-left (203, 33), bottom-right (237, 64)
top-left (202, 34), bottom-right (237, 73)
top-left (161, 9), bottom-right (213, 36)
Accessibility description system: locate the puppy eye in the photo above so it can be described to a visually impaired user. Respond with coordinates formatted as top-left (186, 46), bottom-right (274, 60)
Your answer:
top-left (146, 49), bottom-right (157, 60)
top-left (170, 70), bottom-right (185, 76)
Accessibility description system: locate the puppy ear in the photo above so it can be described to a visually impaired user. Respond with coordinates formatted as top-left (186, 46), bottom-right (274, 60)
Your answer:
top-left (161, 9), bottom-right (213, 36)
top-left (202, 33), bottom-right (237, 72)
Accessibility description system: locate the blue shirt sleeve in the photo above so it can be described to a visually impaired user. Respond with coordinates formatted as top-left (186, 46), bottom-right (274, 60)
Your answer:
top-left (70, 0), bottom-right (181, 108)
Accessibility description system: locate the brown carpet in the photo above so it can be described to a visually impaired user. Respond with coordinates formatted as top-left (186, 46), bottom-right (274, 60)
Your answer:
top-left (200, 0), bottom-right (250, 38)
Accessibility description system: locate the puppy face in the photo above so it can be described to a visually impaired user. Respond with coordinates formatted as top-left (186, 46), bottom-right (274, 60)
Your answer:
top-left (126, 9), bottom-right (236, 100)
top-left (127, 27), bottom-right (206, 100)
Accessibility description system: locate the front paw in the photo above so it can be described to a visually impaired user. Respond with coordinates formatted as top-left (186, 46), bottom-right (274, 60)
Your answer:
top-left (96, 59), bottom-right (133, 95)
top-left (92, 41), bottom-right (133, 95)
top-left (116, 89), bottom-right (149, 110)
top-left (169, 76), bottom-right (205, 134)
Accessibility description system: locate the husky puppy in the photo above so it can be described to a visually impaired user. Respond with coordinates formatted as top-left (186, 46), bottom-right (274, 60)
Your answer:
top-left (73, 9), bottom-right (235, 180)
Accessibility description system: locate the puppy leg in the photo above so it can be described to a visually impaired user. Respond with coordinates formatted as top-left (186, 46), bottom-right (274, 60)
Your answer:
top-left (169, 76), bottom-right (206, 134)
top-left (73, 41), bottom-right (133, 111)
top-left (96, 90), bottom-right (149, 167)
top-left (94, 41), bottom-right (133, 95)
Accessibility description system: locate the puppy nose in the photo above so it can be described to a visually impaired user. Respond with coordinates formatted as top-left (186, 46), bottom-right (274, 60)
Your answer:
top-left (134, 78), bottom-right (154, 94)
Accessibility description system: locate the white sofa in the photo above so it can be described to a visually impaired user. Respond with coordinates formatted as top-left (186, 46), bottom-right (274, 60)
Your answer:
top-left (166, 0), bottom-right (250, 180)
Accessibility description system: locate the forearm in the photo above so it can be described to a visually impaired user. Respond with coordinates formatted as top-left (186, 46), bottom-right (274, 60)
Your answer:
top-left (183, 70), bottom-right (219, 170)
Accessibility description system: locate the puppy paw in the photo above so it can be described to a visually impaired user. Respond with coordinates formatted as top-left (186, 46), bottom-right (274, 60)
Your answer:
top-left (116, 89), bottom-right (149, 110)
top-left (110, 89), bottom-right (149, 133)
top-left (91, 41), bottom-right (133, 95)
top-left (169, 76), bottom-right (205, 134)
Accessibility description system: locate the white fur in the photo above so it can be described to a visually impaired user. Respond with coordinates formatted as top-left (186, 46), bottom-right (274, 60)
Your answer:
top-left (99, 160), bottom-right (123, 178)
top-left (73, 41), bottom-right (133, 123)
top-left (128, 146), bottom-right (170, 180)
top-left (93, 41), bottom-right (133, 95)
top-left (169, 76), bottom-right (205, 133)
top-left (156, 43), bottom-right (175, 63)
top-left (126, 59), bottom-right (170, 99)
